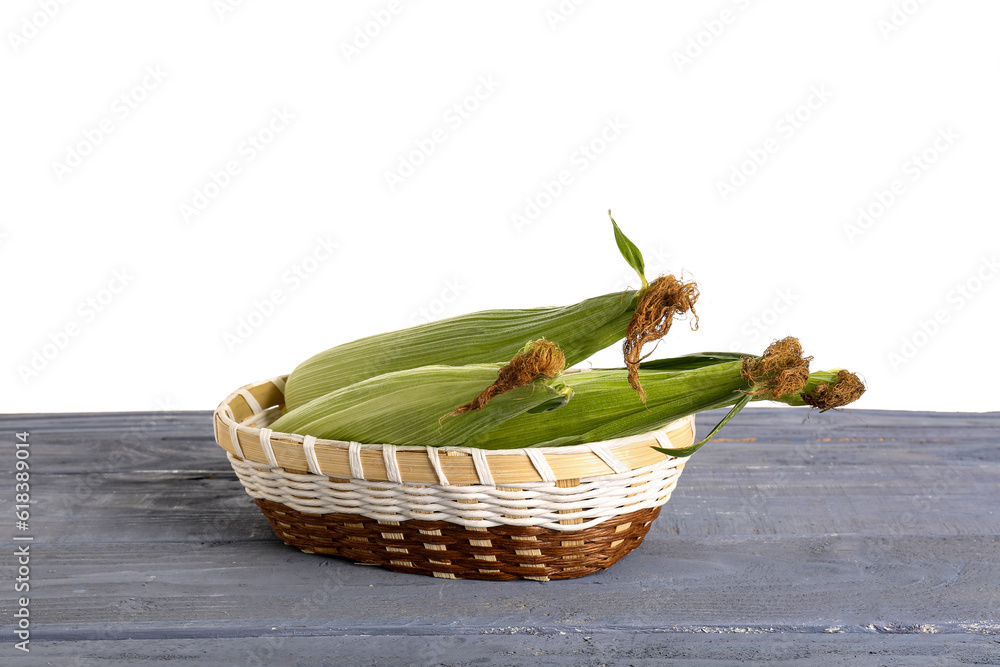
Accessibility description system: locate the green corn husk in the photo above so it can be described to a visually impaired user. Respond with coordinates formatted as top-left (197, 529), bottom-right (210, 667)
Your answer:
top-left (282, 212), bottom-right (689, 413)
top-left (637, 351), bottom-right (747, 372)
top-left (464, 355), bottom-right (755, 450)
top-left (269, 363), bottom-right (572, 447)
top-left (780, 369), bottom-right (841, 403)
top-left (774, 368), bottom-right (865, 417)
top-left (272, 344), bottom-right (860, 451)
top-left (282, 290), bottom-right (638, 413)
top-left (465, 348), bottom-right (861, 451)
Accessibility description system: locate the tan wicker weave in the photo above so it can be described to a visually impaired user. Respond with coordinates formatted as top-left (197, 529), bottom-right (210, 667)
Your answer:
top-left (214, 375), bottom-right (695, 581)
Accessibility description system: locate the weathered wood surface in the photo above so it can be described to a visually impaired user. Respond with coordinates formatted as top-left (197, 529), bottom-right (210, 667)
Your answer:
top-left (1, 408), bottom-right (998, 665)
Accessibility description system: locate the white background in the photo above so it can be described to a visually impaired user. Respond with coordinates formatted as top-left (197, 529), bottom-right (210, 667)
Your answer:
top-left (2, 0), bottom-right (998, 414)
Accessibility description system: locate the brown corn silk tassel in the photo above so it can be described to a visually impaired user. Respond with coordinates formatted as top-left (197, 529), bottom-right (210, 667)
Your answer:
top-left (449, 340), bottom-right (566, 416)
top-left (741, 336), bottom-right (812, 399)
top-left (623, 275), bottom-right (700, 402)
top-left (802, 370), bottom-right (866, 410)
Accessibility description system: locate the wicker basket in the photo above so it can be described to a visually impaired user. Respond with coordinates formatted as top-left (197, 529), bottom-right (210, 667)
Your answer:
top-left (213, 375), bottom-right (695, 581)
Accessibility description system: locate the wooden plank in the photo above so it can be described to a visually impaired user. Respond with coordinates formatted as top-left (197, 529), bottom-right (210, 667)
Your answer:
top-left (19, 631), bottom-right (1000, 666)
top-left (18, 535), bottom-right (1000, 628)
top-left (1, 408), bottom-right (997, 662)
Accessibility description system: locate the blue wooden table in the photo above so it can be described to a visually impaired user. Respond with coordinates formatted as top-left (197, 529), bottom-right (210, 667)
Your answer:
top-left (2, 408), bottom-right (998, 665)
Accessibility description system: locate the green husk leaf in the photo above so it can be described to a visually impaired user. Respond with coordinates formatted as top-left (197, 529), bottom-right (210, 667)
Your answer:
top-left (465, 359), bottom-right (749, 449)
top-left (609, 210), bottom-right (647, 289)
top-left (526, 385), bottom-right (574, 413)
top-left (282, 290), bottom-right (639, 412)
top-left (271, 364), bottom-right (570, 447)
top-left (652, 392), bottom-right (752, 458)
top-left (467, 347), bottom-right (855, 451)
top-left (775, 369), bottom-right (843, 407)
top-left (640, 351), bottom-right (750, 372)
top-left (272, 352), bottom-right (859, 453)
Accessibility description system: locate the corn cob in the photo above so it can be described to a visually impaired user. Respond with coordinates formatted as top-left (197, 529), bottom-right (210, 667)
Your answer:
top-left (283, 213), bottom-right (696, 412)
top-left (464, 338), bottom-right (863, 451)
top-left (773, 368), bottom-right (866, 412)
top-left (272, 336), bottom-right (864, 451)
top-left (463, 357), bottom-right (751, 449)
top-left (282, 290), bottom-right (639, 413)
top-left (269, 340), bottom-right (573, 446)
top-left (269, 363), bottom-right (573, 447)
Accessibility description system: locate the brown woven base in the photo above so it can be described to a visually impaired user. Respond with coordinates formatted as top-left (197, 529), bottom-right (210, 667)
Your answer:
top-left (255, 498), bottom-right (662, 581)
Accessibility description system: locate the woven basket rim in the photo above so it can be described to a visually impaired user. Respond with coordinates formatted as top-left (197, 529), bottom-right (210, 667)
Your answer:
top-left (214, 375), bottom-right (694, 486)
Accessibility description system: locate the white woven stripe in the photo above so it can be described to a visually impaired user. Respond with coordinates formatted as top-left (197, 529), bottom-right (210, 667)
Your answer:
top-left (382, 444), bottom-right (402, 483)
top-left (302, 435), bottom-right (321, 475)
top-left (653, 430), bottom-right (674, 452)
top-left (586, 443), bottom-right (630, 474)
top-left (425, 447), bottom-right (450, 485)
top-left (258, 428), bottom-right (279, 468)
top-left (227, 453), bottom-right (685, 532)
top-left (470, 449), bottom-right (495, 486)
top-left (348, 442), bottom-right (364, 479)
top-left (526, 449), bottom-right (557, 483)
top-left (228, 421), bottom-right (245, 459)
top-left (270, 376), bottom-right (286, 393)
top-left (238, 389), bottom-right (262, 415)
